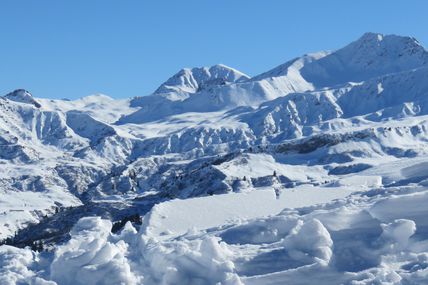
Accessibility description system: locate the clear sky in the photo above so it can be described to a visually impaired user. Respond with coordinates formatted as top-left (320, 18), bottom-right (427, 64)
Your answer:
top-left (1, 0), bottom-right (427, 99)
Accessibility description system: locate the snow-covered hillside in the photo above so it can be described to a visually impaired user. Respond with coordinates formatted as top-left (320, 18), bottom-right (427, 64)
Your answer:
top-left (2, 32), bottom-right (428, 284)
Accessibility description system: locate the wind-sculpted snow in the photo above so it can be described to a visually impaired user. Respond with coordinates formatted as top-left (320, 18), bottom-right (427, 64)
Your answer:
top-left (50, 217), bottom-right (139, 285)
top-left (281, 219), bottom-right (333, 265)
top-left (139, 236), bottom-right (241, 284)
top-left (0, 246), bottom-right (51, 285)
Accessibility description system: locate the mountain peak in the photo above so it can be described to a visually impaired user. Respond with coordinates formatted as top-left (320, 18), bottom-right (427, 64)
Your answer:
top-left (153, 64), bottom-right (250, 101)
top-left (79, 93), bottom-right (114, 102)
top-left (4, 89), bottom-right (42, 108)
top-left (7, 89), bottom-right (33, 97)
top-left (353, 32), bottom-right (423, 50)
top-left (299, 32), bottom-right (428, 87)
top-left (358, 32), bottom-right (384, 42)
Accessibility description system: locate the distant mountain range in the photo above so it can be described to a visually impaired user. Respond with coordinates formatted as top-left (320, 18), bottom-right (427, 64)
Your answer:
top-left (2, 32), bottom-right (428, 285)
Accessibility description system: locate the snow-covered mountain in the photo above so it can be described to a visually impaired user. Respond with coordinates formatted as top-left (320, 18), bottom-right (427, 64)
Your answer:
top-left (300, 32), bottom-right (428, 87)
top-left (2, 32), bottom-right (428, 284)
top-left (153, 64), bottom-right (250, 99)
top-left (4, 89), bottom-right (42, 108)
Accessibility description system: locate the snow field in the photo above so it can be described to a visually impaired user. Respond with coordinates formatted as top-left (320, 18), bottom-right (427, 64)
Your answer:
top-left (3, 181), bottom-right (428, 284)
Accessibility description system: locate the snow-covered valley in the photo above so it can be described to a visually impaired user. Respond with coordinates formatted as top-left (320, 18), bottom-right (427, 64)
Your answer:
top-left (2, 32), bottom-right (428, 284)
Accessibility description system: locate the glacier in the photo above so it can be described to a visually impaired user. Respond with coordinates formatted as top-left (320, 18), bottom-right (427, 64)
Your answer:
top-left (1, 32), bottom-right (428, 284)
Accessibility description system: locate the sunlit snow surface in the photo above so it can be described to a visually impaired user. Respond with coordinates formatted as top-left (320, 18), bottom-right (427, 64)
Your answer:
top-left (3, 160), bottom-right (428, 284)
top-left (3, 32), bottom-right (428, 284)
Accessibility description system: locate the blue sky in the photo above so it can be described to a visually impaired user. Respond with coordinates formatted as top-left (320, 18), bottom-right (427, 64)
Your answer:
top-left (1, 0), bottom-right (427, 99)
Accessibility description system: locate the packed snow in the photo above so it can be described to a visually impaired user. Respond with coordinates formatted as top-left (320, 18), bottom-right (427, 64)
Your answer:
top-left (143, 185), bottom-right (357, 238)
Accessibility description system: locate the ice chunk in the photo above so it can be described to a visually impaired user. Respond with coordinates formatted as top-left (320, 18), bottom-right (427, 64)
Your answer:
top-left (50, 217), bottom-right (138, 285)
top-left (380, 219), bottom-right (416, 250)
top-left (283, 219), bottom-right (333, 265)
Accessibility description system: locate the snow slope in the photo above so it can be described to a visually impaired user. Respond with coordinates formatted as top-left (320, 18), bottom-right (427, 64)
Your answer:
top-left (142, 185), bottom-right (358, 238)
top-left (299, 32), bottom-right (428, 87)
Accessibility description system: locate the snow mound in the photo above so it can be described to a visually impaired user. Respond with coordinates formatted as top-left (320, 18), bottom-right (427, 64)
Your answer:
top-left (140, 236), bottom-right (242, 285)
top-left (0, 246), bottom-right (52, 285)
top-left (380, 219), bottom-right (416, 250)
top-left (282, 219), bottom-right (333, 265)
top-left (50, 217), bottom-right (139, 285)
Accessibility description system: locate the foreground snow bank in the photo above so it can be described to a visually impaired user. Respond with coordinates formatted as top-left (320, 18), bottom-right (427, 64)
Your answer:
top-left (2, 185), bottom-right (428, 284)
top-left (282, 219), bottom-right (333, 265)
top-left (50, 217), bottom-right (139, 285)
top-left (139, 236), bottom-right (242, 285)
top-left (0, 246), bottom-right (54, 285)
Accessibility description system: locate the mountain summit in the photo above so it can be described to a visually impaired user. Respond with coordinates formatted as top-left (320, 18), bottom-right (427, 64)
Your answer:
top-left (4, 89), bottom-right (41, 108)
top-left (299, 32), bottom-right (428, 87)
top-left (153, 64), bottom-right (250, 101)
